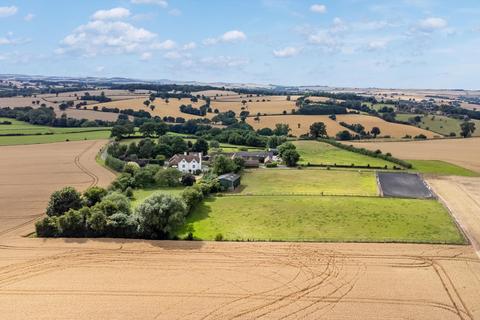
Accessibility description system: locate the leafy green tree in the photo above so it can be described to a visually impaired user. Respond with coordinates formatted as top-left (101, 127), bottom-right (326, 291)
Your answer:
top-left (273, 123), bottom-right (291, 136)
top-left (139, 121), bottom-right (157, 137)
top-left (181, 187), bottom-right (204, 212)
top-left (309, 122), bottom-right (327, 138)
top-left (134, 165), bottom-right (161, 187)
top-left (278, 142), bottom-right (296, 158)
top-left (336, 130), bottom-right (353, 141)
top-left (460, 121), bottom-right (476, 138)
top-left (257, 127), bottom-right (274, 136)
top-left (211, 155), bottom-right (236, 175)
top-left (46, 187), bottom-right (83, 217)
top-left (123, 162), bottom-right (140, 175)
top-left (86, 210), bottom-right (107, 236)
top-left (371, 127), bottom-right (381, 138)
top-left (181, 173), bottom-right (196, 186)
top-left (267, 136), bottom-right (287, 149)
top-left (93, 192), bottom-right (131, 217)
top-left (58, 208), bottom-right (87, 237)
top-left (111, 124), bottom-right (134, 139)
top-left (83, 186), bottom-right (107, 207)
top-left (209, 140), bottom-right (220, 148)
top-left (135, 193), bottom-right (187, 239)
top-left (35, 216), bottom-right (59, 237)
top-left (283, 149), bottom-right (300, 167)
top-left (192, 138), bottom-right (209, 154)
top-left (155, 168), bottom-right (182, 187)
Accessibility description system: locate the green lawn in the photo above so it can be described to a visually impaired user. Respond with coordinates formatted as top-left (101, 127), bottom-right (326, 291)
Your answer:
top-left (132, 188), bottom-right (185, 208)
top-left (0, 130), bottom-right (111, 146)
top-left (293, 140), bottom-right (395, 168)
top-left (240, 169), bottom-right (377, 196)
top-left (178, 196), bottom-right (464, 244)
top-left (409, 160), bottom-right (479, 177)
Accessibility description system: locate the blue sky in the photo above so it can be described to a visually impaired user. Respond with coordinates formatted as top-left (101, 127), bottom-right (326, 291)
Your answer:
top-left (0, 0), bottom-right (479, 89)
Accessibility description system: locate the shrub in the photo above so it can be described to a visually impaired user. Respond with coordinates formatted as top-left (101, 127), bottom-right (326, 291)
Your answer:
top-left (181, 187), bottom-right (204, 212)
top-left (58, 208), bottom-right (86, 237)
top-left (215, 233), bottom-right (224, 241)
top-left (181, 173), bottom-right (196, 186)
top-left (83, 186), bottom-right (107, 207)
top-left (86, 210), bottom-right (107, 236)
top-left (278, 142), bottom-right (296, 157)
top-left (35, 216), bottom-right (59, 237)
top-left (105, 155), bottom-right (125, 172)
top-left (134, 165), bottom-right (161, 188)
top-left (211, 155), bottom-right (236, 175)
top-left (110, 173), bottom-right (135, 192)
top-left (94, 192), bottom-right (131, 217)
top-left (265, 162), bottom-right (278, 168)
top-left (106, 212), bottom-right (138, 238)
top-left (283, 149), bottom-right (300, 167)
top-left (124, 161), bottom-right (140, 175)
top-left (46, 187), bottom-right (83, 217)
top-left (135, 193), bottom-right (187, 239)
top-left (155, 168), bottom-right (182, 187)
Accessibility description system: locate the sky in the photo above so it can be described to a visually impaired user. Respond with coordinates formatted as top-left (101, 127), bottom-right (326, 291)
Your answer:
top-left (0, 0), bottom-right (479, 89)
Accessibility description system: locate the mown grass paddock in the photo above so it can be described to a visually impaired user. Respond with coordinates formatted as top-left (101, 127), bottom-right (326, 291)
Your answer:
top-left (179, 195), bottom-right (465, 244)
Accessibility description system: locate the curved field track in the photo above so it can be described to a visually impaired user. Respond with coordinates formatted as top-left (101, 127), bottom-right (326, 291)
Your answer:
top-left (0, 139), bottom-right (480, 319)
top-left (0, 140), bottom-right (115, 238)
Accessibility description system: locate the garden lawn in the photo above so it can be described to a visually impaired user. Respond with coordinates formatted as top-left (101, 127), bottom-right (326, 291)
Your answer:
top-left (240, 169), bottom-right (377, 196)
top-left (132, 187), bottom-right (185, 208)
top-left (0, 130), bottom-right (111, 146)
top-left (409, 160), bottom-right (480, 177)
top-left (179, 196), bottom-right (465, 244)
top-left (293, 140), bottom-right (395, 168)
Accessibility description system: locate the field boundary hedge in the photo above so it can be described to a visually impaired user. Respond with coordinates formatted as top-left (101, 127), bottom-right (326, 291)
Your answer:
top-left (105, 154), bottom-right (125, 172)
top-left (316, 138), bottom-right (413, 169)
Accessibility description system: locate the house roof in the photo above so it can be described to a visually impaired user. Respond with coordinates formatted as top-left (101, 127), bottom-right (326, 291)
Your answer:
top-left (168, 152), bottom-right (201, 166)
top-left (218, 173), bottom-right (241, 182)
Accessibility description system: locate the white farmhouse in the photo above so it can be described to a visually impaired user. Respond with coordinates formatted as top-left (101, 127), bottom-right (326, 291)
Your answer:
top-left (168, 152), bottom-right (202, 173)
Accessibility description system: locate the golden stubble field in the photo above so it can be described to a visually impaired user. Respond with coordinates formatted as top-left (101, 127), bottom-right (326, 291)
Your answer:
top-left (0, 140), bottom-right (480, 319)
top-left (350, 138), bottom-right (480, 173)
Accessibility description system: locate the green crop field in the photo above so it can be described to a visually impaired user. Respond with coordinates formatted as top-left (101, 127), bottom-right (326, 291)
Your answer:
top-left (394, 114), bottom-right (480, 137)
top-left (0, 130), bottom-right (111, 146)
top-left (0, 117), bottom-right (110, 135)
top-left (409, 160), bottom-right (480, 177)
top-left (178, 195), bottom-right (464, 243)
top-left (293, 140), bottom-right (395, 168)
top-left (240, 169), bottom-right (377, 196)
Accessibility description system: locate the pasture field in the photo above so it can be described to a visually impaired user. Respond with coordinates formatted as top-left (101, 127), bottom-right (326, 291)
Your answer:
top-left (293, 140), bottom-right (395, 168)
top-left (396, 114), bottom-right (480, 137)
top-left (409, 160), bottom-right (480, 177)
top-left (240, 169), bottom-right (377, 196)
top-left (335, 114), bottom-right (438, 138)
top-left (0, 130), bottom-right (111, 146)
top-left (179, 195), bottom-right (464, 243)
top-left (0, 117), bottom-right (110, 135)
top-left (350, 138), bottom-right (480, 173)
top-left (246, 114), bottom-right (351, 137)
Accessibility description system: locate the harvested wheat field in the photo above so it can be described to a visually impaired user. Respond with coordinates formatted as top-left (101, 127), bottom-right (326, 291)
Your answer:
top-left (192, 89), bottom-right (239, 97)
top-left (86, 97), bottom-right (204, 120)
top-left (0, 140), bottom-right (115, 238)
top-left (0, 140), bottom-right (480, 319)
top-left (247, 115), bottom-right (354, 136)
top-left (350, 138), bottom-right (480, 173)
top-left (336, 114), bottom-right (439, 138)
top-left (211, 99), bottom-right (297, 115)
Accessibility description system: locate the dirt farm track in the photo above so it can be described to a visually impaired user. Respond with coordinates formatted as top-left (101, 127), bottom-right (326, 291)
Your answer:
top-left (1, 141), bottom-right (480, 319)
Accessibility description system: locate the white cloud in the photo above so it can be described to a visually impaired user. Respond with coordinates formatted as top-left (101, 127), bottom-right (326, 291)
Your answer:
top-left (273, 46), bottom-right (301, 58)
top-left (95, 66), bottom-right (105, 72)
top-left (0, 38), bottom-right (11, 45)
top-left (418, 17), bottom-right (447, 31)
top-left (0, 6), bottom-right (17, 18)
top-left (182, 42), bottom-right (196, 50)
top-left (152, 39), bottom-right (176, 50)
top-left (92, 8), bottom-right (131, 20)
top-left (310, 4), bottom-right (326, 14)
top-left (164, 51), bottom-right (182, 60)
top-left (140, 52), bottom-right (152, 61)
top-left (168, 9), bottom-right (181, 16)
top-left (24, 13), bottom-right (35, 21)
top-left (131, 0), bottom-right (168, 7)
top-left (59, 20), bottom-right (156, 56)
top-left (200, 56), bottom-right (249, 68)
top-left (204, 30), bottom-right (247, 45)
top-left (368, 39), bottom-right (390, 50)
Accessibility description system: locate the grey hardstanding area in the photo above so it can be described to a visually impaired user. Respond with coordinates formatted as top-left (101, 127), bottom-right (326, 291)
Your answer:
top-left (377, 172), bottom-right (435, 199)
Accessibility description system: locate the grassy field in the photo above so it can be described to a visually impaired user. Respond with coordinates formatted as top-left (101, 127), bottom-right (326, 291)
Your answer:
top-left (293, 140), bottom-right (395, 168)
top-left (395, 114), bottom-right (480, 137)
top-left (132, 188), bottom-right (185, 208)
top-left (409, 160), bottom-right (480, 177)
top-left (240, 169), bottom-right (377, 196)
top-left (0, 130), bottom-right (111, 146)
top-left (0, 117), bottom-right (110, 135)
top-left (178, 196), bottom-right (464, 243)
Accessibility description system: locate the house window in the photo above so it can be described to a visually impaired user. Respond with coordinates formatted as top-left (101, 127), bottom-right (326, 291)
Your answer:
top-left (192, 165), bottom-right (196, 169)
top-left (182, 164), bottom-right (186, 169)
